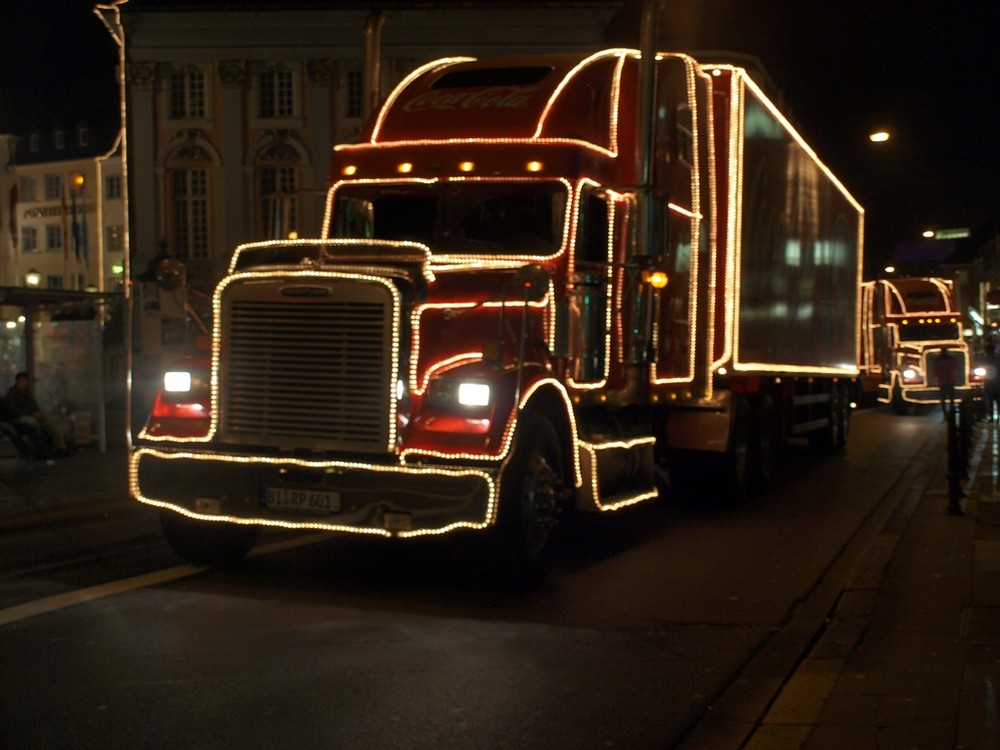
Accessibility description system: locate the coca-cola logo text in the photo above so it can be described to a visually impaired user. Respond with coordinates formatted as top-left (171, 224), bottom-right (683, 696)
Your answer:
top-left (402, 85), bottom-right (538, 113)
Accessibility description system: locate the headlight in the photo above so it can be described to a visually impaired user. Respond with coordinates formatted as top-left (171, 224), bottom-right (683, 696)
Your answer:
top-left (902, 367), bottom-right (920, 381)
top-left (427, 379), bottom-right (492, 408)
top-left (973, 366), bottom-right (988, 378)
top-left (164, 370), bottom-right (193, 393)
top-left (457, 382), bottom-right (491, 407)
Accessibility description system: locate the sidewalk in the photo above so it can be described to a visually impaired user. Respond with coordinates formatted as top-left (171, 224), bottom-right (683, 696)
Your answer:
top-left (0, 441), bottom-right (130, 531)
top-left (744, 418), bottom-right (1000, 749)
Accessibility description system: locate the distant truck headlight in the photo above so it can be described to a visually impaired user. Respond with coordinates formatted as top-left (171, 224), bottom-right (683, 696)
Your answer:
top-left (901, 367), bottom-right (921, 382)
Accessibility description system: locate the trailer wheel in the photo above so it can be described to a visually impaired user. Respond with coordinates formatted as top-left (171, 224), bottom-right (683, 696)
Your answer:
top-left (714, 394), bottom-right (752, 503)
top-left (492, 413), bottom-right (565, 588)
top-left (836, 382), bottom-right (852, 449)
top-left (159, 511), bottom-right (260, 566)
top-left (813, 383), bottom-right (850, 452)
top-left (751, 394), bottom-right (778, 489)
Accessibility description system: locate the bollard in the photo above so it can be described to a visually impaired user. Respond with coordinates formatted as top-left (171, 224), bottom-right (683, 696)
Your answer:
top-left (946, 397), bottom-right (965, 515)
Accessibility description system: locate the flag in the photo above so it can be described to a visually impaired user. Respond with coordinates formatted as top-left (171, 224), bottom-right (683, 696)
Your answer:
top-left (80, 188), bottom-right (89, 283)
top-left (71, 184), bottom-right (80, 261)
top-left (8, 184), bottom-right (17, 245)
top-left (62, 181), bottom-right (69, 263)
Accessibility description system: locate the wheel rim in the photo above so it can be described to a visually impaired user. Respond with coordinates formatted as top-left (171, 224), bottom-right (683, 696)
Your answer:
top-left (522, 451), bottom-right (561, 556)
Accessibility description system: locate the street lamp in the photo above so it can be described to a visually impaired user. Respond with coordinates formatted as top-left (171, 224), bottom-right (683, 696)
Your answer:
top-left (869, 130), bottom-right (890, 143)
top-left (24, 269), bottom-right (41, 287)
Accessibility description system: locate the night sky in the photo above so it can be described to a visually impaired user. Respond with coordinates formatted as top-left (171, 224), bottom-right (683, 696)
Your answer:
top-left (3, 0), bottom-right (999, 271)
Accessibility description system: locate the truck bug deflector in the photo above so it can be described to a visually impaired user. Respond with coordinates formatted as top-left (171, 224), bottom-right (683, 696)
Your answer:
top-left (131, 448), bottom-right (496, 537)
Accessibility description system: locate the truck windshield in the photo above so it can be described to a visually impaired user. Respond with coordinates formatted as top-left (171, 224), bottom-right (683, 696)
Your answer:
top-left (897, 321), bottom-right (962, 342)
top-left (331, 181), bottom-right (567, 255)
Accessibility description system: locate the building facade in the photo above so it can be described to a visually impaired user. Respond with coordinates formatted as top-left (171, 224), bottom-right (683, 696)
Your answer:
top-left (108, 0), bottom-right (625, 385)
top-left (0, 141), bottom-right (124, 295)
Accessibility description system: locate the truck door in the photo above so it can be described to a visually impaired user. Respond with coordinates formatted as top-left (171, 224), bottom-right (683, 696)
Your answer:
top-left (567, 186), bottom-right (613, 385)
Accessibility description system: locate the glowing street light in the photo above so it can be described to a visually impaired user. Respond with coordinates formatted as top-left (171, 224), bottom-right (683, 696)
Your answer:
top-left (869, 130), bottom-right (890, 143)
top-left (24, 269), bottom-right (41, 287)
top-left (922, 229), bottom-right (935, 239)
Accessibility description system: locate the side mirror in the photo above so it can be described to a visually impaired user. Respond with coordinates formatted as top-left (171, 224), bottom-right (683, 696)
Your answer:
top-left (512, 264), bottom-right (549, 303)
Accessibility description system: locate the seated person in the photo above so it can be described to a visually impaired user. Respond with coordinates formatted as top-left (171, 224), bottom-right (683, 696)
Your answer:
top-left (4, 371), bottom-right (64, 460)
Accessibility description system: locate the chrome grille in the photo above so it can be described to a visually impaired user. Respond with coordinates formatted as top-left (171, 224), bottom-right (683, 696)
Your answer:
top-left (218, 279), bottom-right (394, 453)
top-left (926, 349), bottom-right (968, 386)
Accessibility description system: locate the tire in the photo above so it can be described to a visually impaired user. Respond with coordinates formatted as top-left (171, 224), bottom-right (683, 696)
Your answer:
top-left (750, 394), bottom-right (778, 489)
top-left (835, 382), bottom-right (851, 450)
top-left (891, 383), bottom-right (916, 416)
top-left (492, 413), bottom-right (565, 589)
top-left (812, 383), bottom-right (847, 452)
top-left (159, 510), bottom-right (260, 566)
top-left (708, 394), bottom-right (752, 504)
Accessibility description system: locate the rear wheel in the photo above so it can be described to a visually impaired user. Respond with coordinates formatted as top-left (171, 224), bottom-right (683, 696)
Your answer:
top-left (750, 394), bottom-right (778, 489)
top-left (710, 394), bottom-right (752, 503)
top-left (159, 511), bottom-right (260, 566)
top-left (492, 413), bottom-right (565, 589)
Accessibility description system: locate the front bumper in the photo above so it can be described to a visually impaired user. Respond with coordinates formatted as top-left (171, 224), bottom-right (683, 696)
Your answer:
top-left (897, 384), bottom-right (982, 404)
top-left (131, 447), bottom-right (497, 537)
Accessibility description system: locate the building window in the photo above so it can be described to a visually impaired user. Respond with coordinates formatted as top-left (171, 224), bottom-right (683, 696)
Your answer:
top-left (19, 175), bottom-right (37, 202)
top-left (29, 133), bottom-right (40, 152)
top-left (46, 224), bottom-right (63, 252)
top-left (47, 275), bottom-right (64, 290)
top-left (107, 225), bottom-right (123, 252)
top-left (346, 68), bottom-right (363, 118)
top-left (170, 168), bottom-right (209, 260)
top-left (106, 175), bottom-right (122, 200)
top-left (78, 126), bottom-right (89, 147)
top-left (259, 166), bottom-right (298, 239)
top-left (21, 226), bottom-right (38, 253)
top-left (44, 174), bottom-right (62, 201)
top-left (169, 69), bottom-right (206, 119)
top-left (55, 130), bottom-right (65, 150)
top-left (258, 67), bottom-right (295, 118)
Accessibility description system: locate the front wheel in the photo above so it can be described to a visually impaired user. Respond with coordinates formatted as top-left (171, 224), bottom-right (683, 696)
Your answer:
top-left (159, 511), bottom-right (260, 566)
top-left (491, 413), bottom-right (566, 589)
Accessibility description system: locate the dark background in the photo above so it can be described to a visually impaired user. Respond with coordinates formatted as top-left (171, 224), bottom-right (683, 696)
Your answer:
top-left (3, 0), bottom-right (998, 270)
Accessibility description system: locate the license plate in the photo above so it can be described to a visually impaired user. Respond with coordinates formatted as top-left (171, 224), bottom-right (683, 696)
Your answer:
top-left (263, 487), bottom-right (340, 513)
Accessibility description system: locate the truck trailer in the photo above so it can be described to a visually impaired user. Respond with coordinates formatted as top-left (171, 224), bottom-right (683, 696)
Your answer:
top-left (860, 276), bottom-right (984, 414)
top-left (132, 45), bottom-right (864, 584)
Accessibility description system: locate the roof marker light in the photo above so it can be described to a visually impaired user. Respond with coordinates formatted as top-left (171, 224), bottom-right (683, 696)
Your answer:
top-left (397, 162), bottom-right (413, 174)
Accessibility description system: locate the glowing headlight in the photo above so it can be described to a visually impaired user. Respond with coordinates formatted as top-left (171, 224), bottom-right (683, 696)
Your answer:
top-left (974, 366), bottom-right (988, 378)
top-left (901, 368), bottom-right (919, 381)
top-left (457, 382), bottom-right (491, 407)
top-left (428, 379), bottom-right (492, 408)
top-left (164, 370), bottom-right (193, 393)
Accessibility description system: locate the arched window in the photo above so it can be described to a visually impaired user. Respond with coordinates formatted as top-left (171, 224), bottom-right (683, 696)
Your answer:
top-left (256, 140), bottom-right (301, 239)
top-left (166, 140), bottom-right (212, 261)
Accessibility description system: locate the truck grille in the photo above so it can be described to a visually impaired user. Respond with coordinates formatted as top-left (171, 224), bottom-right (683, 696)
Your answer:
top-left (217, 278), bottom-right (396, 454)
top-left (926, 349), bottom-right (968, 386)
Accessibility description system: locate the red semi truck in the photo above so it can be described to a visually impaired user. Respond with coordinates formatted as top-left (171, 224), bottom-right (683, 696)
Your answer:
top-left (859, 276), bottom-right (984, 414)
top-left (132, 46), bottom-right (863, 583)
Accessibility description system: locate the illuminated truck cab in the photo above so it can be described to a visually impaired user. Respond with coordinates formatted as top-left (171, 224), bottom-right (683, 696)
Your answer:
top-left (860, 276), bottom-right (984, 414)
top-left (133, 48), bottom-right (864, 585)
